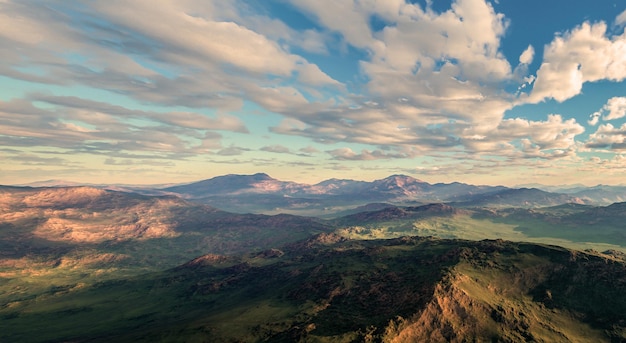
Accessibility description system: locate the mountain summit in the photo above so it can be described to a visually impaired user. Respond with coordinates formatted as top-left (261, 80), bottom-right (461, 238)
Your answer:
top-left (164, 172), bottom-right (304, 196)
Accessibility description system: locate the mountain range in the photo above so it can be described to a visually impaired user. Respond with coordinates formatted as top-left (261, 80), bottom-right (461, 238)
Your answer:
top-left (155, 173), bottom-right (604, 215)
top-left (19, 173), bottom-right (625, 215)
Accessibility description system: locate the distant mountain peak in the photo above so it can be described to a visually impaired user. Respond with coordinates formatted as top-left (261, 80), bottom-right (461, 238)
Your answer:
top-left (164, 172), bottom-right (303, 196)
top-left (314, 178), bottom-right (357, 186)
top-left (381, 174), bottom-right (424, 183)
top-left (217, 172), bottom-right (275, 182)
top-left (250, 172), bottom-right (274, 180)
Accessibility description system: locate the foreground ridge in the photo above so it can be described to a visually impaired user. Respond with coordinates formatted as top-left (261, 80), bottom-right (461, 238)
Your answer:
top-left (2, 237), bottom-right (625, 342)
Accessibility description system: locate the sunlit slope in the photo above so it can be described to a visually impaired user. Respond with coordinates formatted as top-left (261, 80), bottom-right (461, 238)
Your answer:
top-left (0, 186), bottom-right (332, 306)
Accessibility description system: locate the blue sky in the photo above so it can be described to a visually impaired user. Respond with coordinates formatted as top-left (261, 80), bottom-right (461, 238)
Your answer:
top-left (1, 0), bottom-right (626, 186)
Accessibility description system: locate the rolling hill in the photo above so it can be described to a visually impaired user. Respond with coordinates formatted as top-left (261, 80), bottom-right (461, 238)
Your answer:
top-left (333, 202), bottom-right (626, 252)
top-left (2, 236), bottom-right (625, 342)
top-left (451, 187), bottom-right (588, 208)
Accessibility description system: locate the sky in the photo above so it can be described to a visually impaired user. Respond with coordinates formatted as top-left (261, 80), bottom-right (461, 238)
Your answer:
top-left (1, 0), bottom-right (626, 186)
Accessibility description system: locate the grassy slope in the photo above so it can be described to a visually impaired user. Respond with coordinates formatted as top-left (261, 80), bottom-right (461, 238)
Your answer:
top-left (335, 207), bottom-right (626, 253)
top-left (2, 236), bottom-right (625, 342)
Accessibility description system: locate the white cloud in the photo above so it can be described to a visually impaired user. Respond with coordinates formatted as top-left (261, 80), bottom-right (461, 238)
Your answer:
top-left (528, 21), bottom-right (626, 103)
top-left (290, 0), bottom-right (376, 49)
top-left (586, 97), bottom-right (626, 126)
top-left (603, 97), bottom-right (626, 120)
top-left (462, 114), bottom-right (585, 158)
top-left (1, 0), bottom-right (621, 176)
top-left (501, 115), bottom-right (584, 150)
top-left (588, 111), bottom-right (601, 126)
top-left (0, 96), bottom-right (246, 157)
top-left (519, 45), bottom-right (534, 64)
top-left (225, 8), bottom-right (330, 55)
top-left (0, 0), bottom-right (341, 120)
top-left (297, 63), bottom-right (341, 86)
top-left (92, 0), bottom-right (341, 87)
top-left (586, 123), bottom-right (626, 150)
top-left (91, 1), bottom-right (289, 75)
top-left (280, 0), bottom-right (520, 148)
top-left (360, 0), bottom-right (515, 130)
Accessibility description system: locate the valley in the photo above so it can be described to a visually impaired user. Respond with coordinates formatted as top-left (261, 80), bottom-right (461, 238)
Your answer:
top-left (1, 174), bottom-right (626, 342)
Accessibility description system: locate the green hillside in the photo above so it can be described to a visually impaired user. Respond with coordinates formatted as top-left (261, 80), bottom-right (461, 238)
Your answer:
top-left (2, 235), bottom-right (625, 342)
top-left (333, 203), bottom-right (626, 253)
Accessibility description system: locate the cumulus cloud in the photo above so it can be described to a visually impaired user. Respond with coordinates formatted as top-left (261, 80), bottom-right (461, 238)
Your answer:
top-left (586, 97), bottom-right (626, 126)
top-left (278, 0), bottom-right (528, 154)
top-left (0, 0), bottom-right (577, 164)
top-left (462, 114), bottom-right (584, 158)
top-left (527, 21), bottom-right (626, 103)
top-left (603, 97), bottom-right (626, 120)
top-left (360, 0), bottom-right (514, 126)
top-left (586, 123), bottom-right (626, 150)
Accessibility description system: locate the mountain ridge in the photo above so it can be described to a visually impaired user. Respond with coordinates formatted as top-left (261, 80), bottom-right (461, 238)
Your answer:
top-left (160, 174), bottom-right (598, 214)
top-left (3, 236), bottom-right (625, 342)
top-left (4, 173), bottom-right (617, 217)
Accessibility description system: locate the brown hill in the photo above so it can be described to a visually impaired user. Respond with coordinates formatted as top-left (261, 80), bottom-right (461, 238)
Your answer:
top-left (0, 186), bottom-right (332, 280)
top-left (336, 203), bottom-right (460, 224)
